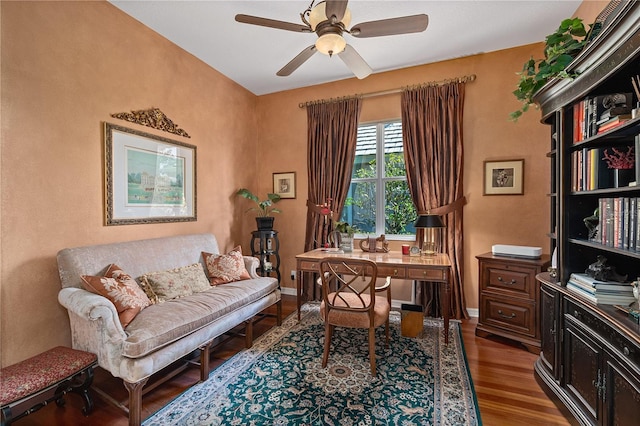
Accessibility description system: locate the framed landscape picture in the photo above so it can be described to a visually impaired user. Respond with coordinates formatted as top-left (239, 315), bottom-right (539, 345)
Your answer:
top-left (483, 159), bottom-right (524, 195)
top-left (104, 122), bottom-right (196, 225)
top-left (273, 172), bottom-right (296, 199)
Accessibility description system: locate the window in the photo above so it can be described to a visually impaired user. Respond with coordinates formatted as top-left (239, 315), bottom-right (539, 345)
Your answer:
top-left (340, 120), bottom-right (416, 238)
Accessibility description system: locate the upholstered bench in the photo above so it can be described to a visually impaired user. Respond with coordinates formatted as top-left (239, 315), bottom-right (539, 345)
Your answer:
top-left (0, 346), bottom-right (97, 425)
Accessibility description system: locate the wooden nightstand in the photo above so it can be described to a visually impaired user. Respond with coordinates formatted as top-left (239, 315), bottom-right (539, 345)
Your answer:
top-left (475, 252), bottom-right (550, 353)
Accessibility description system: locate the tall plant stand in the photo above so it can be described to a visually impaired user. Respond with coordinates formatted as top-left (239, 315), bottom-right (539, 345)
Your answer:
top-left (250, 230), bottom-right (281, 283)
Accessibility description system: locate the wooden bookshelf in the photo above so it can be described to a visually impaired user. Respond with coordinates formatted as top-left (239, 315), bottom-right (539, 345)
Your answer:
top-left (532, 2), bottom-right (640, 425)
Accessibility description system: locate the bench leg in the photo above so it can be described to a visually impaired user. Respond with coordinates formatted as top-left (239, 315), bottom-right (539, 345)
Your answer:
top-left (123, 378), bottom-right (148, 426)
top-left (1, 406), bottom-right (13, 426)
top-left (276, 299), bottom-right (283, 326)
top-left (199, 341), bottom-right (212, 382)
top-left (66, 365), bottom-right (95, 415)
top-left (245, 317), bottom-right (254, 348)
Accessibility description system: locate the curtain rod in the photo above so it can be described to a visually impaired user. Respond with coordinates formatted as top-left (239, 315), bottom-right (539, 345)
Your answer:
top-left (298, 74), bottom-right (476, 108)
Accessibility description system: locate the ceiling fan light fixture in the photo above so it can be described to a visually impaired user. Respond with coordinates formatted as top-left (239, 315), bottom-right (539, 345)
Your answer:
top-left (315, 33), bottom-right (346, 56)
top-left (309, 2), bottom-right (351, 30)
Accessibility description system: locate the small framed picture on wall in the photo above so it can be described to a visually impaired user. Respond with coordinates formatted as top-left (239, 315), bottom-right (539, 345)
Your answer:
top-left (273, 172), bottom-right (296, 199)
top-left (483, 159), bottom-right (524, 195)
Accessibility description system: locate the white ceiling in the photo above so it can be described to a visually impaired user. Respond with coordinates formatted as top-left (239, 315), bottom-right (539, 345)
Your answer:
top-left (110, 0), bottom-right (582, 95)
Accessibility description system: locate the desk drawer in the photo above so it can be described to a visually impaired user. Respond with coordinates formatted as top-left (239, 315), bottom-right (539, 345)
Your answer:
top-left (298, 260), bottom-right (320, 272)
top-left (377, 266), bottom-right (406, 278)
top-left (406, 267), bottom-right (446, 281)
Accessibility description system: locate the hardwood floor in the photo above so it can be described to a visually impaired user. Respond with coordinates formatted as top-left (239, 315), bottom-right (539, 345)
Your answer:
top-left (14, 295), bottom-right (570, 425)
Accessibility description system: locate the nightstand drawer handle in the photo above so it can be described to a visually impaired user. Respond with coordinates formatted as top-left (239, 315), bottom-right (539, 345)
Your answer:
top-left (394, 269), bottom-right (398, 275)
top-left (497, 310), bottom-right (516, 319)
top-left (497, 276), bottom-right (517, 285)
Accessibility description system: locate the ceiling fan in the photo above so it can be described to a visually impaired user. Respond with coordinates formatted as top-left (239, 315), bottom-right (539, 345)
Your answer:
top-left (235, 0), bottom-right (429, 79)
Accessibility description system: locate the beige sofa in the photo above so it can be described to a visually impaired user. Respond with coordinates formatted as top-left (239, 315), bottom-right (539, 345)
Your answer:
top-left (56, 233), bottom-right (281, 426)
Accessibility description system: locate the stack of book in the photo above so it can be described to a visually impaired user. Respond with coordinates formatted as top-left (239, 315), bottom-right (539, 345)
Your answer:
top-left (596, 113), bottom-right (632, 134)
top-left (567, 273), bottom-right (636, 305)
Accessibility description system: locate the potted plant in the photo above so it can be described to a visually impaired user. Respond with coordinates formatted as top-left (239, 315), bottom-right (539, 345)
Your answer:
top-left (602, 146), bottom-right (635, 188)
top-left (236, 188), bottom-right (281, 230)
top-left (510, 18), bottom-right (593, 121)
top-left (333, 221), bottom-right (358, 252)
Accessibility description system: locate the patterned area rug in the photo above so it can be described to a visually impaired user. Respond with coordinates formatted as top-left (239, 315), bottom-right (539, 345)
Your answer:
top-left (144, 303), bottom-right (481, 425)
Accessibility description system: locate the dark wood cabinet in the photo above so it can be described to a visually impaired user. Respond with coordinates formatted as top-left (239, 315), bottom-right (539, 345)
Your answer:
top-left (539, 283), bottom-right (561, 381)
top-left (536, 278), bottom-right (640, 426)
top-left (532, 3), bottom-right (640, 425)
top-left (476, 253), bottom-right (550, 353)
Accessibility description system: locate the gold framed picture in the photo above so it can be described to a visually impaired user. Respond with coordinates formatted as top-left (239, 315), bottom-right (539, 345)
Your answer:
top-left (104, 123), bottom-right (196, 225)
top-left (273, 172), bottom-right (296, 199)
top-left (483, 159), bottom-right (524, 195)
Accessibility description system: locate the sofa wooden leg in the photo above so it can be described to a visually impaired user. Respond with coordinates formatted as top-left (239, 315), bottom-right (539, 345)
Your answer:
top-left (123, 378), bottom-right (148, 426)
top-left (199, 342), bottom-right (212, 382)
top-left (245, 317), bottom-right (254, 348)
top-left (276, 299), bottom-right (283, 326)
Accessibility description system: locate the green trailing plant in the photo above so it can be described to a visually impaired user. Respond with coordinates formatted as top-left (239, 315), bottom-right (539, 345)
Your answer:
top-left (511, 18), bottom-right (591, 121)
top-left (236, 188), bottom-right (281, 217)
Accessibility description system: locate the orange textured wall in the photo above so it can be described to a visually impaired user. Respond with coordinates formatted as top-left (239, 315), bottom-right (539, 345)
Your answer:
top-left (0, 1), bottom-right (258, 366)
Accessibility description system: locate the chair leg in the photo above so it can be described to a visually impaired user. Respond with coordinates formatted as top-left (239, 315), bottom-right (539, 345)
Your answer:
top-left (322, 323), bottom-right (334, 368)
top-left (369, 327), bottom-right (377, 375)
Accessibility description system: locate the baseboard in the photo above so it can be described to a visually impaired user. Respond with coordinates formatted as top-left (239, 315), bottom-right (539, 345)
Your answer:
top-left (280, 287), bottom-right (296, 296)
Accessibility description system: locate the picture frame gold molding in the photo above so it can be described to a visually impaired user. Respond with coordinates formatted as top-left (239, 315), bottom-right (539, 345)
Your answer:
top-left (110, 107), bottom-right (191, 138)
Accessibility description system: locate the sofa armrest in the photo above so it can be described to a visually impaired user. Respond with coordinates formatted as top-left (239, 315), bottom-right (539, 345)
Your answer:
top-left (243, 256), bottom-right (260, 279)
top-left (58, 287), bottom-right (127, 342)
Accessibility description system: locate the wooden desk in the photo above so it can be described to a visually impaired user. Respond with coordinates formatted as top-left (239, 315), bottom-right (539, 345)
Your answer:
top-left (295, 249), bottom-right (453, 344)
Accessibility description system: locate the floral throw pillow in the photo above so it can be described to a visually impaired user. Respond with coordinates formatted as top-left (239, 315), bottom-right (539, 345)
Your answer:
top-left (81, 264), bottom-right (151, 328)
top-left (203, 246), bottom-right (251, 286)
top-left (138, 263), bottom-right (209, 304)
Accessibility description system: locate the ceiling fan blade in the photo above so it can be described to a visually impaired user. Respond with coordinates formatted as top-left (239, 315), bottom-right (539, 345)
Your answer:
top-left (325, 0), bottom-right (348, 23)
top-left (338, 45), bottom-right (372, 79)
top-left (351, 14), bottom-right (429, 38)
top-left (277, 46), bottom-right (317, 76)
top-left (235, 14), bottom-right (312, 33)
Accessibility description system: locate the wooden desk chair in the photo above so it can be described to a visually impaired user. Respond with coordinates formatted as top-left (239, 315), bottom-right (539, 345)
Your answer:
top-left (319, 258), bottom-right (391, 375)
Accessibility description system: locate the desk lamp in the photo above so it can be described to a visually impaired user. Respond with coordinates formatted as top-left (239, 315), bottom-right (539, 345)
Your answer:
top-left (413, 214), bottom-right (445, 255)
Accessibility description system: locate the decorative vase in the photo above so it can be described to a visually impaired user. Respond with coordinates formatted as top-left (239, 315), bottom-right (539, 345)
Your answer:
top-left (613, 168), bottom-right (635, 188)
top-left (256, 217), bottom-right (274, 231)
top-left (339, 233), bottom-right (354, 252)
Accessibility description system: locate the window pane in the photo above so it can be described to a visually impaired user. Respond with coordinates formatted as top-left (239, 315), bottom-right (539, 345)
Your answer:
top-left (353, 125), bottom-right (377, 179)
top-left (384, 179), bottom-right (416, 235)
top-left (342, 181), bottom-right (376, 233)
top-left (384, 122), bottom-right (404, 177)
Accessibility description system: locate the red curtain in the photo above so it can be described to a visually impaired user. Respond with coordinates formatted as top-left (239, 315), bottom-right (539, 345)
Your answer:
top-left (401, 82), bottom-right (469, 319)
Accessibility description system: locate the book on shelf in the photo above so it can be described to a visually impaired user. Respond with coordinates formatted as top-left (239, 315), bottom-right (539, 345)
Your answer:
top-left (597, 196), bottom-right (639, 250)
top-left (567, 281), bottom-right (636, 305)
top-left (597, 114), bottom-right (632, 133)
top-left (572, 93), bottom-right (633, 142)
top-left (571, 148), bottom-right (611, 191)
top-left (569, 273), bottom-right (634, 291)
top-left (599, 106), bottom-right (634, 122)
